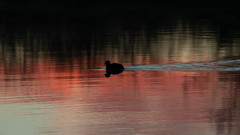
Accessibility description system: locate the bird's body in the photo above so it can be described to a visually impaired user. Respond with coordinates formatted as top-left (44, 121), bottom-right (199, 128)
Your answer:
top-left (105, 60), bottom-right (124, 77)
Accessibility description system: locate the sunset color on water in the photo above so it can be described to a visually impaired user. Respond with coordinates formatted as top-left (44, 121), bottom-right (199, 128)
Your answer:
top-left (1, 1), bottom-right (240, 135)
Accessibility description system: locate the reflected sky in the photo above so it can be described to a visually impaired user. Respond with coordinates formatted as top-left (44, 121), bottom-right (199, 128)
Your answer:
top-left (0, 18), bottom-right (240, 135)
top-left (1, 69), bottom-right (239, 134)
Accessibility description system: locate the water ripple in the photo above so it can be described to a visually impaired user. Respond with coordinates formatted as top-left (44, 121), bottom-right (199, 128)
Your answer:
top-left (125, 59), bottom-right (240, 71)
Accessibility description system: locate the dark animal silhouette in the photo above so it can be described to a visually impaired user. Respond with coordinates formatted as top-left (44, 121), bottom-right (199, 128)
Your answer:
top-left (105, 60), bottom-right (124, 77)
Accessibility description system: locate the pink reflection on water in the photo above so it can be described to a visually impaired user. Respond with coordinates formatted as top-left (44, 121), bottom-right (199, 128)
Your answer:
top-left (0, 57), bottom-right (239, 135)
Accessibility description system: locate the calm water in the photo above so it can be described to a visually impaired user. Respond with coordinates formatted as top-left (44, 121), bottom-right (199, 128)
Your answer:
top-left (0, 18), bottom-right (240, 135)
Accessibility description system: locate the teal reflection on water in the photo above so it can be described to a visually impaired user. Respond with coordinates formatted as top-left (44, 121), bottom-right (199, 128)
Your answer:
top-left (0, 103), bottom-right (51, 135)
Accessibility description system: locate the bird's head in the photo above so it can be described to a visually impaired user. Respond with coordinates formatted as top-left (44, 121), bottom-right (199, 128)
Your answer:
top-left (105, 60), bottom-right (111, 65)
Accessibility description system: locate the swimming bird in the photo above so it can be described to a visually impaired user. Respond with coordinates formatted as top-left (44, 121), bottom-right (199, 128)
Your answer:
top-left (105, 60), bottom-right (124, 77)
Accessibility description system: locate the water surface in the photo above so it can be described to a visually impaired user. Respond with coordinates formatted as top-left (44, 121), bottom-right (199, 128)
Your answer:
top-left (0, 18), bottom-right (240, 135)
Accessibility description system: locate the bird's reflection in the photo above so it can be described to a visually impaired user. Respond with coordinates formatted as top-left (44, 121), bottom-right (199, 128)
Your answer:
top-left (104, 60), bottom-right (124, 77)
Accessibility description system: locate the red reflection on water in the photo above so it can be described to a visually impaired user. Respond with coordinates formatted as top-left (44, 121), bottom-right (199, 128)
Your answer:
top-left (0, 57), bottom-right (105, 103)
top-left (1, 57), bottom-right (239, 135)
top-left (0, 57), bottom-right (238, 105)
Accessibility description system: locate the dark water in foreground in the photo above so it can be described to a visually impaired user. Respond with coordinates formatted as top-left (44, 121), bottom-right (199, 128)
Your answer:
top-left (0, 18), bottom-right (240, 135)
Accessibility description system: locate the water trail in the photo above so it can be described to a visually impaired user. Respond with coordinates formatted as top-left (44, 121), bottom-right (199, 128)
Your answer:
top-left (125, 59), bottom-right (240, 71)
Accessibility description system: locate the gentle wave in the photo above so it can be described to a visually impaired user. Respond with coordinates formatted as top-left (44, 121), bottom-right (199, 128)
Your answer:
top-left (125, 59), bottom-right (240, 71)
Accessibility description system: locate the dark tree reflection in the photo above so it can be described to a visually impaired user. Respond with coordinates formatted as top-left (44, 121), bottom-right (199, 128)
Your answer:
top-left (1, 18), bottom-right (240, 73)
top-left (209, 72), bottom-right (240, 135)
